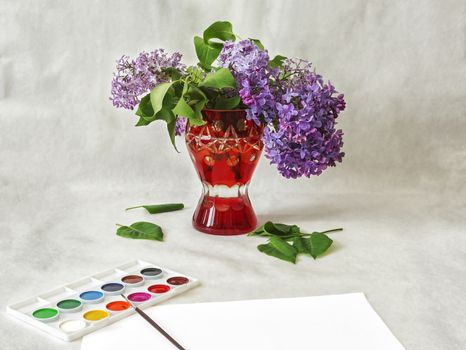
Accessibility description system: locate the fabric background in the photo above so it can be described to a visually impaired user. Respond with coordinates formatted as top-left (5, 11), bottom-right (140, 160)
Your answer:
top-left (1, 1), bottom-right (465, 349)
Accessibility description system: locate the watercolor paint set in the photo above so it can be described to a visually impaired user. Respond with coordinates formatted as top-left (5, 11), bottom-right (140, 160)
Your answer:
top-left (6, 260), bottom-right (199, 341)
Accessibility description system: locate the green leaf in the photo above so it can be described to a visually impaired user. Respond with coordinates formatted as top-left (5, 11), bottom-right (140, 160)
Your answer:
top-left (166, 119), bottom-right (177, 150)
top-left (203, 21), bottom-right (235, 43)
top-left (116, 222), bottom-right (164, 241)
top-left (275, 223), bottom-right (301, 235)
top-left (248, 222), bottom-right (299, 238)
top-left (250, 38), bottom-right (264, 50)
top-left (199, 68), bottom-right (236, 89)
top-left (185, 84), bottom-right (207, 104)
top-left (155, 108), bottom-right (178, 151)
top-left (135, 94), bottom-right (155, 126)
top-left (135, 84), bottom-right (180, 151)
top-left (264, 221), bottom-right (286, 235)
top-left (172, 81), bottom-right (202, 127)
top-left (135, 117), bottom-right (151, 126)
top-left (194, 36), bottom-right (222, 70)
top-left (269, 55), bottom-right (287, 69)
top-left (308, 232), bottom-right (333, 259)
top-left (136, 94), bottom-right (154, 118)
top-left (215, 95), bottom-right (240, 109)
top-left (292, 236), bottom-right (312, 255)
top-left (257, 237), bottom-right (297, 263)
top-left (185, 86), bottom-right (207, 125)
top-left (190, 104), bottom-right (206, 125)
top-left (126, 203), bottom-right (184, 214)
top-left (262, 221), bottom-right (300, 238)
top-left (136, 91), bottom-right (175, 127)
top-left (173, 95), bottom-right (195, 119)
top-left (293, 233), bottom-right (333, 259)
top-left (155, 107), bottom-right (176, 124)
top-left (150, 82), bottom-right (173, 116)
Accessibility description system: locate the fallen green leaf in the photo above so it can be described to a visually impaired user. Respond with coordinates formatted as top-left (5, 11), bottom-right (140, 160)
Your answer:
top-left (292, 236), bottom-right (312, 255)
top-left (257, 237), bottom-right (297, 263)
top-left (250, 221), bottom-right (342, 263)
top-left (307, 232), bottom-right (333, 259)
top-left (116, 222), bottom-right (164, 241)
top-left (125, 203), bottom-right (184, 214)
top-left (249, 221), bottom-right (300, 238)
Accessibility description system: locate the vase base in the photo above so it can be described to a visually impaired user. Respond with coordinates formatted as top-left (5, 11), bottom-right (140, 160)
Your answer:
top-left (192, 195), bottom-right (257, 236)
top-left (192, 225), bottom-right (251, 236)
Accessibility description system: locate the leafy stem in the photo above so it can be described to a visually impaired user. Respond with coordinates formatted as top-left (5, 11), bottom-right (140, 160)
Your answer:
top-left (249, 221), bottom-right (343, 263)
top-left (317, 228), bottom-right (343, 235)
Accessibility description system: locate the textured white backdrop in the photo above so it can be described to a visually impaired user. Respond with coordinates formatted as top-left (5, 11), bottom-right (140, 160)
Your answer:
top-left (1, 1), bottom-right (465, 349)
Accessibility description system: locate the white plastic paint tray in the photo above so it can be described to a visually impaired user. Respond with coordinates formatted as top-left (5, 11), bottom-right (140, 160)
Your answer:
top-left (6, 260), bottom-right (200, 341)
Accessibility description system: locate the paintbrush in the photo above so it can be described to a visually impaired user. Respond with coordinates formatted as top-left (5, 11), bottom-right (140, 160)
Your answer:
top-left (121, 294), bottom-right (186, 350)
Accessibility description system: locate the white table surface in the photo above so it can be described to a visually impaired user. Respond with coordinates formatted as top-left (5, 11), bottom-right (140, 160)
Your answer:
top-left (1, 189), bottom-right (465, 350)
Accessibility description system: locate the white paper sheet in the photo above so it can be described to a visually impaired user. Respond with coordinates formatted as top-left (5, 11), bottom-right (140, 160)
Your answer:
top-left (81, 293), bottom-right (404, 350)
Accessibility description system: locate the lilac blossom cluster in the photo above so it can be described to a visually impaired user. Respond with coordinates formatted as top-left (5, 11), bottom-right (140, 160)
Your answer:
top-left (110, 49), bottom-right (185, 110)
top-left (263, 59), bottom-right (346, 178)
top-left (218, 40), bottom-right (278, 124)
top-left (218, 40), bottom-right (346, 178)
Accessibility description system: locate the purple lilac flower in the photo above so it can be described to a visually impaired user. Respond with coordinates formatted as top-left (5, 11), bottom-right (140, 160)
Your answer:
top-left (175, 117), bottom-right (187, 136)
top-left (263, 58), bottom-right (346, 178)
top-left (218, 40), bottom-right (277, 124)
top-left (110, 49), bottom-right (185, 110)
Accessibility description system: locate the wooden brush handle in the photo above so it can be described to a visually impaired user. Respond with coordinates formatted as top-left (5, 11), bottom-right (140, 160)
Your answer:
top-left (134, 307), bottom-right (186, 350)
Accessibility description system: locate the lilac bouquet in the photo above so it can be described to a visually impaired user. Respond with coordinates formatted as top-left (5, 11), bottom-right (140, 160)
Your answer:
top-left (110, 21), bottom-right (346, 178)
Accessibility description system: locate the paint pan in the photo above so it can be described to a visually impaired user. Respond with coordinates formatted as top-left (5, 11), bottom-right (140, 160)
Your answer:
top-left (167, 276), bottom-right (189, 286)
top-left (148, 284), bottom-right (171, 294)
top-left (57, 299), bottom-right (82, 313)
top-left (59, 320), bottom-right (87, 333)
top-left (32, 308), bottom-right (59, 322)
top-left (100, 282), bottom-right (125, 295)
top-left (79, 291), bottom-right (104, 304)
top-left (106, 301), bottom-right (131, 312)
top-left (127, 292), bottom-right (152, 304)
top-left (121, 275), bottom-right (144, 287)
top-left (83, 310), bottom-right (109, 322)
top-left (140, 267), bottom-right (163, 279)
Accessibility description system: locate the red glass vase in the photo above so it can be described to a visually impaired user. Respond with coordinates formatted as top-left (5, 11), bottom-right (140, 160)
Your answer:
top-left (185, 109), bottom-right (264, 235)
